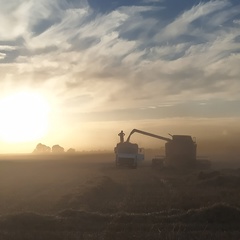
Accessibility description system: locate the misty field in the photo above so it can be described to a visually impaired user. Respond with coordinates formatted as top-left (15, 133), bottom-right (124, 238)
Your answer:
top-left (0, 153), bottom-right (240, 240)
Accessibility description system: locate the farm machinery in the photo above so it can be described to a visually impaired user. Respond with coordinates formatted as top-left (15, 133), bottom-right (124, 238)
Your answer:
top-left (115, 129), bottom-right (210, 169)
top-left (114, 130), bottom-right (144, 168)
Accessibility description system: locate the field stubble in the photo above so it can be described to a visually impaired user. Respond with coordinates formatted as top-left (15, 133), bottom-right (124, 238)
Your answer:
top-left (0, 153), bottom-right (240, 239)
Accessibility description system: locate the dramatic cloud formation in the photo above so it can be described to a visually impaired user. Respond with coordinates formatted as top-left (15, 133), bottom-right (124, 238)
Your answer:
top-left (0, 0), bottom-right (240, 151)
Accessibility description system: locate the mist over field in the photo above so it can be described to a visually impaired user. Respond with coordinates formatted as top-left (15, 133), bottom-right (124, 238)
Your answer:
top-left (0, 152), bottom-right (240, 239)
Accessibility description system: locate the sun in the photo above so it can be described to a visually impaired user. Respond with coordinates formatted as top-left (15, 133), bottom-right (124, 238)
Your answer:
top-left (0, 91), bottom-right (50, 143)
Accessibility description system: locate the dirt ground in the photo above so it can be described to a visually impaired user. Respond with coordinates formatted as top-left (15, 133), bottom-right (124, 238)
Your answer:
top-left (0, 153), bottom-right (240, 239)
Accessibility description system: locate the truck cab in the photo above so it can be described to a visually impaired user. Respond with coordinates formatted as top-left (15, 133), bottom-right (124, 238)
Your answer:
top-left (114, 142), bottom-right (144, 168)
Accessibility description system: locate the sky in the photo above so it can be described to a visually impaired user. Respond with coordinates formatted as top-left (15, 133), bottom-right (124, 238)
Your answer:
top-left (0, 0), bottom-right (240, 154)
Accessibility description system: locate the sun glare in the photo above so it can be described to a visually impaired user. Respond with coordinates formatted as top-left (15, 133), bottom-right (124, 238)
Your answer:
top-left (0, 92), bottom-right (50, 143)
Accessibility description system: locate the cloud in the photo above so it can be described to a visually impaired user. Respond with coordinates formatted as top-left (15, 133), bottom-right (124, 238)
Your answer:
top-left (142, 0), bottom-right (164, 2)
top-left (0, 53), bottom-right (6, 60)
top-left (233, 19), bottom-right (240, 24)
top-left (157, 0), bottom-right (231, 41)
top-left (0, 1), bottom-right (32, 40)
top-left (0, 0), bottom-right (240, 118)
top-left (0, 45), bottom-right (16, 51)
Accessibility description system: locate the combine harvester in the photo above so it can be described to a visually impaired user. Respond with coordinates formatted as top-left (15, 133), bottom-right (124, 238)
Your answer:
top-left (114, 129), bottom-right (210, 169)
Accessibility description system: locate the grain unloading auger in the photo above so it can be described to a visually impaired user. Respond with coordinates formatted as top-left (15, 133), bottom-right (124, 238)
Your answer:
top-left (115, 129), bottom-right (211, 169)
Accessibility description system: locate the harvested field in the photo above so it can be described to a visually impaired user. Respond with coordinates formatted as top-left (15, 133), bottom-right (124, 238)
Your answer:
top-left (0, 153), bottom-right (240, 239)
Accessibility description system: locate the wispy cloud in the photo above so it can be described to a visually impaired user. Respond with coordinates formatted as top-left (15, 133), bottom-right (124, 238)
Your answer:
top-left (0, 0), bottom-right (240, 117)
top-left (0, 45), bottom-right (17, 51)
top-left (142, 0), bottom-right (164, 2)
top-left (233, 19), bottom-right (240, 24)
top-left (0, 53), bottom-right (6, 60)
top-left (0, 1), bottom-right (32, 40)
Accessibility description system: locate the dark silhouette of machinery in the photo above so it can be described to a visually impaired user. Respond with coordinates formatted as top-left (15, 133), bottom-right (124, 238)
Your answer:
top-left (114, 128), bottom-right (211, 169)
top-left (126, 129), bottom-right (197, 167)
top-left (114, 130), bottom-right (144, 168)
top-left (127, 129), bottom-right (197, 167)
top-left (115, 129), bottom-right (211, 168)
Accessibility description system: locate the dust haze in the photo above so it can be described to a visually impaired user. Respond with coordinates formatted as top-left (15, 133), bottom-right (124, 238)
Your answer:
top-left (0, 143), bottom-right (240, 239)
top-left (1, 0), bottom-right (240, 238)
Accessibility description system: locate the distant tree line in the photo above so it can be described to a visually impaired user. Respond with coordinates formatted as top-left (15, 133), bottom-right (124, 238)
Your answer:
top-left (33, 143), bottom-right (76, 154)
